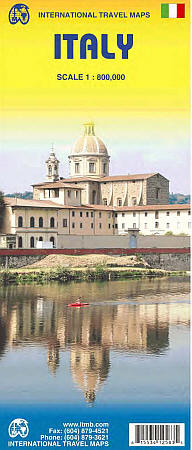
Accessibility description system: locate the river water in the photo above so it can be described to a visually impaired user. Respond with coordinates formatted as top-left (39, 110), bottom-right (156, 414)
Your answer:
top-left (0, 276), bottom-right (190, 407)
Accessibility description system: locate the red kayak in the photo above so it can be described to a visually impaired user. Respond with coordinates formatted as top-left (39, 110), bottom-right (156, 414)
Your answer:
top-left (68, 302), bottom-right (89, 307)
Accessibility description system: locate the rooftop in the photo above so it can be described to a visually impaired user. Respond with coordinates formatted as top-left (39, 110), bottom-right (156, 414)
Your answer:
top-left (32, 182), bottom-right (84, 189)
top-left (4, 197), bottom-right (190, 211)
top-left (32, 173), bottom-right (163, 187)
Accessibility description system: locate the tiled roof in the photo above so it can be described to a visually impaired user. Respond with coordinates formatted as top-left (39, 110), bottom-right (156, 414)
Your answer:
top-left (94, 173), bottom-right (158, 182)
top-left (4, 197), bottom-right (67, 209)
top-left (4, 197), bottom-right (189, 212)
top-left (4, 198), bottom-right (111, 211)
top-left (115, 204), bottom-right (190, 211)
top-left (32, 182), bottom-right (84, 189)
top-left (32, 173), bottom-right (164, 186)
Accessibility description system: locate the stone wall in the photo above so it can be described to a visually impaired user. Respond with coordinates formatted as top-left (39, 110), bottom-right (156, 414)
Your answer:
top-left (146, 174), bottom-right (169, 205)
top-left (0, 255), bottom-right (45, 268)
top-left (141, 252), bottom-right (190, 271)
top-left (0, 246), bottom-right (190, 270)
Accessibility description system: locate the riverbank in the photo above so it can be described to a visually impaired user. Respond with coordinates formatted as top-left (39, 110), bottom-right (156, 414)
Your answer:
top-left (0, 265), bottom-right (187, 285)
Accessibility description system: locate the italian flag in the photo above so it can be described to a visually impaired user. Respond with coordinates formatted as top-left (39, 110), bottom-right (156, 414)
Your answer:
top-left (161, 3), bottom-right (185, 17)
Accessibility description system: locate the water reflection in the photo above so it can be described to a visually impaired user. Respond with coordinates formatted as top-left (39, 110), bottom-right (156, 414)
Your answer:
top-left (0, 278), bottom-right (190, 404)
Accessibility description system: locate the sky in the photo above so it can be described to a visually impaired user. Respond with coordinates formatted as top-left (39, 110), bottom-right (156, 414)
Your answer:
top-left (0, 0), bottom-right (190, 194)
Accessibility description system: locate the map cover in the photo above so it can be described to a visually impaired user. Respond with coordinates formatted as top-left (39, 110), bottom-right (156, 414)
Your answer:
top-left (0, 1), bottom-right (190, 450)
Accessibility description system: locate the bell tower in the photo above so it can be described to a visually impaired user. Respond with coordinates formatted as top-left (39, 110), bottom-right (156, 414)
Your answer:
top-left (46, 145), bottom-right (60, 182)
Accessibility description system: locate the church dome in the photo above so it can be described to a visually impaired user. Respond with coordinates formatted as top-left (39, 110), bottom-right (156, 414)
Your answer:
top-left (71, 122), bottom-right (108, 155)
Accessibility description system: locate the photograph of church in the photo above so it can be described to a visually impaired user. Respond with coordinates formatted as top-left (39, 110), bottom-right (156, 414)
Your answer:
top-left (1, 122), bottom-right (191, 249)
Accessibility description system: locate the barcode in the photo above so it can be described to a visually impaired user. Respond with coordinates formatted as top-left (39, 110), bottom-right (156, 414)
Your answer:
top-left (129, 423), bottom-right (185, 446)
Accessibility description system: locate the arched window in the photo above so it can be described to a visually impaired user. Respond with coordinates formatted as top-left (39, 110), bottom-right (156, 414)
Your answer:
top-left (50, 236), bottom-right (55, 247)
top-left (39, 236), bottom-right (43, 241)
top-left (18, 236), bottom-right (22, 248)
top-left (48, 165), bottom-right (52, 175)
top-left (18, 216), bottom-right (23, 227)
top-left (50, 217), bottom-right (55, 228)
top-left (39, 217), bottom-right (43, 228)
top-left (103, 198), bottom-right (107, 206)
top-left (30, 236), bottom-right (35, 248)
top-left (30, 217), bottom-right (35, 227)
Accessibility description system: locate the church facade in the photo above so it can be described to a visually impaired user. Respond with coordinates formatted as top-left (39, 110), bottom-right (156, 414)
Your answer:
top-left (1, 123), bottom-right (190, 249)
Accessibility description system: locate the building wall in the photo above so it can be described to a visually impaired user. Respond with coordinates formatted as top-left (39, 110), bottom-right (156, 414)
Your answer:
top-left (68, 209), bottom-right (95, 235)
top-left (1, 206), bottom-right (12, 234)
top-left (146, 174), bottom-right (169, 205)
top-left (112, 181), bottom-right (128, 206)
top-left (33, 188), bottom-right (40, 200)
top-left (33, 175), bottom-right (169, 208)
top-left (116, 209), bottom-right (191, 235)
top-left (6, 206), bottom-right (114, 247)
top-left (3, 202), bottom-right (190, 249)
top-left (69, 154), bottom-right (110, 178)
top-left (88, 181), bottom-right (101, 205)
top-left (56, 234), bottom-right (190, 249)
top-left (67, 209), bottom-right (114, 236)
top-left (100, 180), bottom-right (145, 207)
top-left (38, 187), bottom-right (82, 206)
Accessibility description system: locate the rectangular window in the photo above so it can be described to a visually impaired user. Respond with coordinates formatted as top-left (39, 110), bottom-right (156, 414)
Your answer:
top-left (80, 223), bottom-right (83, 228)
top-left (166, 211), bottom-right (170, 216)
top-left (99, 223), bottom-right (102, 229)
top-left (103, 198), bottom-right (107, 206)
top-left (188, 210), bottom-right (191, 215)
top-left (133, 223), bottom-right (136, 229)
top-left (108, 223), bottom-right (111, 229)
top-left (166, 223), bottom-right (170, 229)
top-left (75, 190), bottom-right (79, 198)
top-left (156, 188), bottom-right (160, 199)
top-left (177, 211), bottom-right (180, 216)
top-left (155, 211), bottom-right (159, 219)
top-left (132, 197), bottom-right (137, 206)
top-left (67, 190), bottom-right (71, 198)
top-left (155, 222), bottom-right (159, 228)
top-left (75, 163), bottom-right (80, 174)
top-left (54, 189), bottom-right (59, 198)
top-left (72, 222), bottom-right (75, 229)
top-left (145, 212), bottom-right (148, 217)
top-left (122, 223), bottom-right (125, 229)
top-left (115, 213), bottom-right (117, 218)
top-left (91, 223), bottom-right (94, 229)
top-left (133, 212), bottom-right (136, 217)
top-left (99, 212), bottom-right (102, 218)
top-left (103, 163), bottom-right (106, 173)
top-left (86, 212), bottom-right (89, 218)
top-left (89, 162), bottom-right (95, 173)
top-left (63, 219), bottom-right (68, 227)
top-left (122, 213), bottom-right (125, 217)
top-left (91, 212), bottom-right (94, 218)
top-left (117, 198), bottom-right (122, 206)
top-left (80, 211), bottom-right (83, 217)
top-left (115, 224), bottom-right (118, 229)
top-left (72, 211), bottom-right (75, 217)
